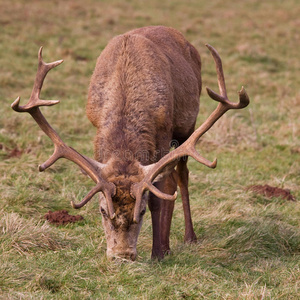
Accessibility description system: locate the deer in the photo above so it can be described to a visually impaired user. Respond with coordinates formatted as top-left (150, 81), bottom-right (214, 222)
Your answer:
top-left (11, 26), bottom-right (249, 261)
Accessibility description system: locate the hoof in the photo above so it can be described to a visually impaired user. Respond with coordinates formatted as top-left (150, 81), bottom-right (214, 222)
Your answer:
top-left (151, 250), bottom-right (164, 261)
top-left (184, 232), bottom-right (197, 244)
top-left (163, 249), bottom-right (172, 256)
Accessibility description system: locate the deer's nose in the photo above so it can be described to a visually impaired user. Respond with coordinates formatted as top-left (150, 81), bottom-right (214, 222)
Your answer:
top-left (107, 250), bottom-right (137, 261)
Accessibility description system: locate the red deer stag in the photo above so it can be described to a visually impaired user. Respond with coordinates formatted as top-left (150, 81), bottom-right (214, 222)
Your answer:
top-left (12, 26), bottom-right (249, 260)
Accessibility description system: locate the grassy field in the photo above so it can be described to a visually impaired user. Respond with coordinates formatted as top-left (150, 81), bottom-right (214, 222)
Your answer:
top-left (0, 0), bottom-right (299, 298)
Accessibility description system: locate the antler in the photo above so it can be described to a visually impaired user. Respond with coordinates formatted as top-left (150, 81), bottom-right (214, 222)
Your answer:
top-left (131, 44), bottom-right (250, 223)
top-left (11, 47), bottom-right (116, 219)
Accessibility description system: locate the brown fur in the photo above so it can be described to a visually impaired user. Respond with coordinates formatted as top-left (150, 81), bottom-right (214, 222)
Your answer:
top-left (87, 26), bottom-right (202, 260)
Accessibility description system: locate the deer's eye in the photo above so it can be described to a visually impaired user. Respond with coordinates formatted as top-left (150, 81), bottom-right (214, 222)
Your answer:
top-left (100, 207), bottom-right (108, 218)
top-left (140, 209), bottom-right (146, 216)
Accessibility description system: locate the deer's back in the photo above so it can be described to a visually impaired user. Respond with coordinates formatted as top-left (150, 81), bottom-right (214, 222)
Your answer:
top-left (87, 26), bottom-right (201, 163)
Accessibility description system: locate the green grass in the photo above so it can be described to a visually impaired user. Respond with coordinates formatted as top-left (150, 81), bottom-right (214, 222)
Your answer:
top-left (1, 0), bottom-right (299, 298)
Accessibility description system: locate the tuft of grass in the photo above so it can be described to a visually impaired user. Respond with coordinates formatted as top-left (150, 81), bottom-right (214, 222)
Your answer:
top-left (0, 211), bottom-right (70, 255)
top-left (223, 218), bottom-right (300, 258)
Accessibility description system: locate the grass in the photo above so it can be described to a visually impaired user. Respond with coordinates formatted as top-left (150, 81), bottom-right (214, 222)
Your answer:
top-left (0, 0), bottom-right (299, 298)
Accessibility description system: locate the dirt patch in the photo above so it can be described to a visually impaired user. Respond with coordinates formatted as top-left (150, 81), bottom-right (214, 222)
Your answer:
top-left (248, 185), bottom-right (296, 201)
top-left (7, 147), bottom-right (24, 158)
top-left (44, 210), bottom-right (84, 225)
top-left (0, 143), bottom-right (31, 158)
top-left (291, 146), bottom-right (300, 154)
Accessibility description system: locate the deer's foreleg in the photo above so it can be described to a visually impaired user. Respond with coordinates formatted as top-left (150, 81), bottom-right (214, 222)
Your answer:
top-left (159, 170), bottom-right (178, 254)
top-left (148, 189), bottom-right (164, 260)
top-left (177, 157), bottom-right (197, 243)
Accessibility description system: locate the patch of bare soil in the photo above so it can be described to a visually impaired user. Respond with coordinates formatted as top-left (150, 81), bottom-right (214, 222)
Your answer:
top-left (291, 146), bottom-right (300, 154)
top-left (248, 184), bottom-right (296, 201)
top-left (44, 210), bottom-right (84, 225)
top-left (0, 143), bottom-right (31, 158)
top-left (7, 147), bottom-right (24, 158)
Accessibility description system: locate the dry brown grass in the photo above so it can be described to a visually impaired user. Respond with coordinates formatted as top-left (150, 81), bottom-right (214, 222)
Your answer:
top-left (0, 211), bottom-right (69, 255)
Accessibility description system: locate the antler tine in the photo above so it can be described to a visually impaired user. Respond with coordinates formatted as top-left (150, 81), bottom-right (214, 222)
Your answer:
top-left (205, 44), bottom-right (227, 99)
top-left (132, 178), bottom-right (177, 223)
top-left (32, 47), bottom-right (64, 102)
top-left (71, 182), bottom-right (116, 219)
top-left (132, 44), bottom-right (250, 222)
top-left (205, 44), bottom-right (250, 109)
top-left (11, 47), bottom-right (116, 218)
top-left (71, 182), bottom-right (106, 209)
top-left (11, 47), bottom-right (63, 113)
